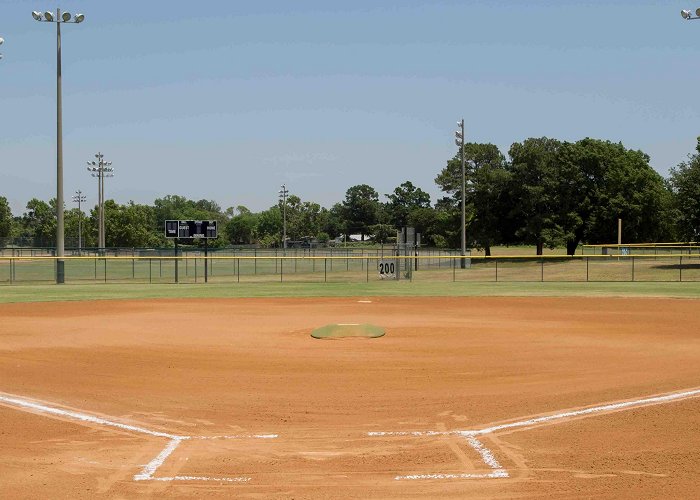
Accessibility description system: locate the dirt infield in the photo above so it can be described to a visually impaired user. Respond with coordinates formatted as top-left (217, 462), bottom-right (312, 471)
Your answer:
top-left (1, 296), bottom-right (699, 498)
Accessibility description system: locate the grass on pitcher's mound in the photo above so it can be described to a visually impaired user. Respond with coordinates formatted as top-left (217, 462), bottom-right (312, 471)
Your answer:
top-left (311, 323), bottom-right (385, 339)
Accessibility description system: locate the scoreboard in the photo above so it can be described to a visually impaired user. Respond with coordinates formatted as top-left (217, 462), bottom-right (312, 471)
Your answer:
top-left (165, 220), bottom-right (218, 239)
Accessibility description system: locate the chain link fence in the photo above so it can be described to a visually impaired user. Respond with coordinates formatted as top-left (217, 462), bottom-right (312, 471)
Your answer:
top-left (1, 253), bottom-right (698, 285)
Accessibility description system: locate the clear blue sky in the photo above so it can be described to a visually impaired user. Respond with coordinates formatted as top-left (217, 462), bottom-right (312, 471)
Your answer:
top-left (1, 0), bottom-right (699, 215)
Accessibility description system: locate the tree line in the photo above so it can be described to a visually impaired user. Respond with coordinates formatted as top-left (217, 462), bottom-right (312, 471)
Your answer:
top-left (1, 137), bottom-right (699, 254)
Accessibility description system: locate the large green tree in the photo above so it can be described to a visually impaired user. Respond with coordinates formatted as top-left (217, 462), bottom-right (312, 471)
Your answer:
top-left (341, 184), bottom-right (380, 240)
top-left (669, 138), bottom-right (700, 241)
top-left (436, 143), bottom-right (510, 255)
top-left (280, 195), bottom-right (325, 242)
top-left (225, 206), bottom-right (258, 245)
top-left (20, 198), bottom-right (56, 247)
top-left (507, 138), bottom-right (567, 255)
top-left (385, 181), bottom-right (431, 229)
top-left (104, 200), bottom-right (162, 248)
top-left (582, 142), bottom-right (674, 245)
top-left (256, 206), bottom-right (283, 247)
top-left (322, 204), bottom-right (345, 239)
top-left (0, 196), bottom-right (13, 240)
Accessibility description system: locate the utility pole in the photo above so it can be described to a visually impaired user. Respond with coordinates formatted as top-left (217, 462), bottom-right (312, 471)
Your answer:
top-left (32, 9), bottom-right (85, 282)
top-left (455, 119), bottom-right (467, 269)
top-left (72, 190), bottom-right (86, 255)
top-left (87, 153), bottom-right (113, 254)
top-left (279, 184), bottom-right (289, 254)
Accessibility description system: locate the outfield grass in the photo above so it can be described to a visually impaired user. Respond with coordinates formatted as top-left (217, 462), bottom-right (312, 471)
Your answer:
top-left (0, 280), bottom-right (699, 304)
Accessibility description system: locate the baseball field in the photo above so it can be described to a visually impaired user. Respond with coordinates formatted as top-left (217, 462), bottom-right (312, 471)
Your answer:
top-left (1, 282), bottom-right (699, 498)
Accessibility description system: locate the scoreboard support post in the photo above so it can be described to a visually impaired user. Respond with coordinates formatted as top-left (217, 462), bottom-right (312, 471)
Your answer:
top-left (174, 240), bottom-right (179, 284)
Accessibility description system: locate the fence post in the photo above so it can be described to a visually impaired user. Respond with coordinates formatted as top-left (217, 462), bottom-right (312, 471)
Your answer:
top-left (452, 256), bottom-right (456, 282)
top-left (631, 256), bottom-right (635, 282)
top-left (104, 258), bottom-right (107, 283)
top-left (495, 259), bottom-right (498, 282)
top-left (280, 258), bottom-right (283, 282)
top-left (237, 258), bottom-right (240, 283)
top-left (324, 258), bottom-right (327, 283)
top-left (366, 257), bottom-right (369, 282)
top-left (680, 256), bottom-right (683, 282)
top-left (541, 257), bottom-right (544, 282)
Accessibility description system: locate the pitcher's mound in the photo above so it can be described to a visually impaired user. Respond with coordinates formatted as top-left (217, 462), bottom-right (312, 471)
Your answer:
top-left (311, 323), bottom-right (385, 339)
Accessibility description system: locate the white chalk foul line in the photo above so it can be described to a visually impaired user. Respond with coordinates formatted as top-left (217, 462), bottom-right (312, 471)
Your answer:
top-left (396, 471), bottom-right (508, 481)
top-left (374, 388), bottom-right (700, 481)
top-left (471, 388), bottom-right (700, 436)
top-left (151, 475), bottom-right (251, 483)
top-left (195, 434), bottom-right (278, 440)
top-left (0, 394), bottom-right (180, 439)
top-left (0, 393), bottom-right (273, 484)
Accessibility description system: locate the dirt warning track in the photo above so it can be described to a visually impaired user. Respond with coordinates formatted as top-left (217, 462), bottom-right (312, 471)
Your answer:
top-left (1, 296), bottom-right (699, 498)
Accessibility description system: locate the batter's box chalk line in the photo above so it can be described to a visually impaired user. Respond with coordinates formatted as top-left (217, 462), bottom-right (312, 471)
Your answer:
top-left (1, 387), bottom-right (700, 484)
top-left (368, 387), bottom-right (700, 481)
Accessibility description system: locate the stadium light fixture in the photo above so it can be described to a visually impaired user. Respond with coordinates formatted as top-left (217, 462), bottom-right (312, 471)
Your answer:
top-left (681, 8), bottom-right (700, 20)
top-left (279, 184), bottom-right (289, 253)
top-left (32, 7), bottom-right (86, 283)
top-left (72, 190), bottom-right (87, 255)
top-left (455, 119), bottom-right (467, 269)
top-left (86, 152), bottom-right (114, 254)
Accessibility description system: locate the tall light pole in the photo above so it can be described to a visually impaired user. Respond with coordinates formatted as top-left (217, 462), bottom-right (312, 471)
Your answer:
top-left (455, 119), bottom-right (467, 269)
top-left (72, 190), bottom-right (86, 255)
top-left (279, 184), bottom-right (289, 253)
top-left (0, 37), bottom-right (4, 60)
top-left (87, 153), bottom-right (114, 254)
top-left (681, 8), bottom-right (700, 20)
top-left (32, 9), bottom-right (85, 283)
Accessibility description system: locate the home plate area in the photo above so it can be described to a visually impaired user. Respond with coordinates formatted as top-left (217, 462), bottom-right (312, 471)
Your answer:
top-left (143, 431), bottom-right (503, 484)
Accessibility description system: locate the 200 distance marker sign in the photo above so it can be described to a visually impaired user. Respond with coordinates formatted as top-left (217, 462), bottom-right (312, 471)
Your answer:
top-left (378, 259), bottom-right (397, 279)
top-left (165, 220), bottom-right (218, 239)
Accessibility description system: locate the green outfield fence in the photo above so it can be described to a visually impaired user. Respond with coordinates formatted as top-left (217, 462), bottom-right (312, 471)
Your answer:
top-left (1, 253), bottom-right (699, 285)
